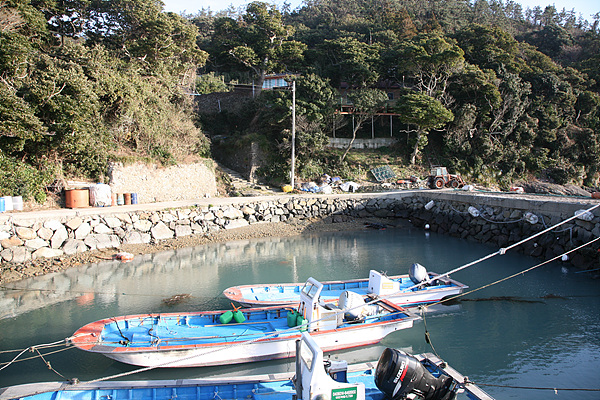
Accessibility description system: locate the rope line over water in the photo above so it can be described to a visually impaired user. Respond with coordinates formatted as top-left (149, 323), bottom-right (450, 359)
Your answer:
top-left (2, 202), bottom-right (599, 392)
top-left (468, 380), bottom-right (600, 392)
top-left (426, 236), bottom-right (600, 308)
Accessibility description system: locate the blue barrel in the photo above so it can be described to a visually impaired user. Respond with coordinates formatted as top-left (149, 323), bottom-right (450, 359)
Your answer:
top-left (131, 193), bottom-right (138, 204)
top-left (0, 197), bottom-right (4, 213)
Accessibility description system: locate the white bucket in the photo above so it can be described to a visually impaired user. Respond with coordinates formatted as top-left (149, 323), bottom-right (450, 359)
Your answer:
top-left (1, 196), bottom-right (12, 211)
top-left (12, 196), bottom-right (23, 211)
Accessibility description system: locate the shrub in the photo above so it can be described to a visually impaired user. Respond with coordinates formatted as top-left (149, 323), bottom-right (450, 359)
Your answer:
top-left (0, 151), bottom-right (56, 203)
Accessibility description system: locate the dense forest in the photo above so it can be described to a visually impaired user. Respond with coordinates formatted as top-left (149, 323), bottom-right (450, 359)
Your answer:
top-left (1, 0), bottom-right (599, 202)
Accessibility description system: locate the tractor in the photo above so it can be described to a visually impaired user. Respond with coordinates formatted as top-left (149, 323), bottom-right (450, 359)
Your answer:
top-left (427, 166), bottom-right (465, 189)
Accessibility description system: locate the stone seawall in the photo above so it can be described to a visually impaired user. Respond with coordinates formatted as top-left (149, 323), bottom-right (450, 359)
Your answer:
top-left (0, 192), bottom-right (598, 270)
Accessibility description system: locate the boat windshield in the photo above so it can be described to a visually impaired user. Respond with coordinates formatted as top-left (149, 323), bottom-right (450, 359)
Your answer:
top-left (301, 282), bottom-right (319, 298)
top-left (300, 339), bottom-right (316, 371)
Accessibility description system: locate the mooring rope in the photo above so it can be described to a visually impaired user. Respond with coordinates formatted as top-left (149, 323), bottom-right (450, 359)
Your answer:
top-left (0, 339), bottom-right (69, 372)
top-left (4, 202), bottom-right (599, 390)
top-left (424, 236), bottom-right (600, 309)
top-left (402, 202), bottom-right (600, 291)
top-left (465, 380), bottom-right (600, 393)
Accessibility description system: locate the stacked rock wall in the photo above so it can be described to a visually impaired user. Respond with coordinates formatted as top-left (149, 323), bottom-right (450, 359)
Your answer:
top-left (0, 192), bottom-right (598, 270)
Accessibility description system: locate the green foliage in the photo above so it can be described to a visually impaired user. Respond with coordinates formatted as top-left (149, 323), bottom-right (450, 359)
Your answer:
top-left (396, 92), bottom-right (454, 164)
top-left (2, 0), bottom-right (600, 198)
top-left (454, 24), bottom-right (521, 73)
top-left (318, 37), bottom-right (382, 86)
top-left (0, 0), bottom-right (210, 204)
top-left (207, 2), bottom-right (305, 87)
top-left (0, 150), bottom-right (55, 202)
top-left (393, 32), bottom-right (465, 98)
top-left (396, 93), bottom-right (454, 129)
top-left (196, 73), bottom-right (231, 94)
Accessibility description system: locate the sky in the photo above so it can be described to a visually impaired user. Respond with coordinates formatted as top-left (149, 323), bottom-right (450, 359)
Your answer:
top-left (163, 0), bottom-right (598, 20)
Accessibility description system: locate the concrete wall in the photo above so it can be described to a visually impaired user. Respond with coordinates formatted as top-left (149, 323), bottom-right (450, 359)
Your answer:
top-left (108, 161), bottom-right (218, 203)
top-left (0, 191), bottom-right (598, 270)
top-left (328, 138), bottom-right (397, 149)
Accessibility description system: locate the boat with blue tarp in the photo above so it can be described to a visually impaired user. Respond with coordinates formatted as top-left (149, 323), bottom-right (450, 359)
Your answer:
top-left (70, 278), bottom-right (420, 368)
top-left (1, 332), bottom-right (494, 400)
top-left (224, 265), bottom-right (467, 308)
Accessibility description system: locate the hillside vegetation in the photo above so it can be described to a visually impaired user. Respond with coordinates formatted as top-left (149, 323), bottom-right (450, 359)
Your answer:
top-left (1, 0), bottom-right (599, 203)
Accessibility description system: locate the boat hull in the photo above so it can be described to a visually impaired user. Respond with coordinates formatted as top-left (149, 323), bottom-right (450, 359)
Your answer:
top-left (0, 351), bottom-right (495, 400)
top-left (91, 319), bottom-right (414, 368)
top-left (224, 272), bottom-right (467, 307)
top-left (71, 299), bottom-right (419, 368)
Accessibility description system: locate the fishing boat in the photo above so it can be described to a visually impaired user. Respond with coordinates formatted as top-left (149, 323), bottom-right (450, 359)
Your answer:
top-left (2, 332), bottom-right (495, 400)
top-left (70, 278), bottom-right (420, 368)
top-left (224, 264), bottom-right (467, 308)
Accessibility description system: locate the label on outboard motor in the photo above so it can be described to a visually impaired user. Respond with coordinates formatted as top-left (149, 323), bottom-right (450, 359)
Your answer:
top-left (332, 387), bottom-right (358, 400)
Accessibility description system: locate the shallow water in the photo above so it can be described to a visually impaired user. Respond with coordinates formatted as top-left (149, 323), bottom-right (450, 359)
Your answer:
top-left (0, 227), bottom-right (599, 399)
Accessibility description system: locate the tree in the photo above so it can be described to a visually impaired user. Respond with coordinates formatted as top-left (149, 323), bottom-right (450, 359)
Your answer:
top-left (340, 88), bottom-right (389, 161)
top-left (210, 2), bottom-right (306, 90)
top-left (454, 24), bottom-right (521, 73)
top-left (394, 32), bottom-right (465, 101)
top-left (49, 0), bottom-right (207, 73)
top-left (396, 93), bottom-right (454, 164)
top-left (318, 37), bottom-right (381, 87)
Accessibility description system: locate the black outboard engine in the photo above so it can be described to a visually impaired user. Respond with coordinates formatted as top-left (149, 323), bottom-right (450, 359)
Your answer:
top-left (375, 348), bottom-right (456, 400)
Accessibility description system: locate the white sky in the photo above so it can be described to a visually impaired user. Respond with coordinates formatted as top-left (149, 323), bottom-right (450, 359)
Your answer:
top-left (163, 0), bottom-right (598, 20)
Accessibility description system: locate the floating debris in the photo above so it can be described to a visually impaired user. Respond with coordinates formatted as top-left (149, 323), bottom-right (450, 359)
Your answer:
top-left (365, 222), bottom-right (386, 230)
top-left (162, 293), bottom-right (192, 306)
top-left (460, 296), bottom-right (544, 304)
top-left (115, 252), bottom-right (134, 262)
top-left (541, 293), bottom-right (568, 300)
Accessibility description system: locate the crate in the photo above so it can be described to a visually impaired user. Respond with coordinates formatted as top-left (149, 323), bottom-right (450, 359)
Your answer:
top-left (370, 166), bottom-right (396, 182)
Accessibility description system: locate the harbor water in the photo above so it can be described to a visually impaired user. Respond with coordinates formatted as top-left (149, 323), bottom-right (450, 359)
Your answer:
top-left (0, 227), bottom-right (598, 399)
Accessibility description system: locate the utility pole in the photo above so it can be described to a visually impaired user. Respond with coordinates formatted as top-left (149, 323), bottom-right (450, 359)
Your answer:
top-left (291, 80), bottom-right (296, 188)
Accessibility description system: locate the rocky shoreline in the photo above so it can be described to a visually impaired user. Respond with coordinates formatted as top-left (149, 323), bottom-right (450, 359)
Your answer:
top-left (0, 217), bottom-right (394, 285)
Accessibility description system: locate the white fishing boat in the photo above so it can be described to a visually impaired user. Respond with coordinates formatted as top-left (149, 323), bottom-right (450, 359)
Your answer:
top-left (224, 265), bottom-right (467, 307)
top-left (2, 332), bottom-right (495, 400)
top-left (70, 278), bottom-right (420, 368)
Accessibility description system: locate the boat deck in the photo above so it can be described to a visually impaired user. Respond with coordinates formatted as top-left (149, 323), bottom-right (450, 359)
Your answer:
top-left (98, 306), bottom-right (408, 348)
top-left (239, 277), bottom-right (454, 304)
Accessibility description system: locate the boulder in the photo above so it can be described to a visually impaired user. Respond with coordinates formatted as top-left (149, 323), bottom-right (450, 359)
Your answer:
top-left (51, 226), bottom-right (69, 249)
top-left (32, 247), bottom-right (64, 259)
top-left (151, 221), bottom-right (173, 240)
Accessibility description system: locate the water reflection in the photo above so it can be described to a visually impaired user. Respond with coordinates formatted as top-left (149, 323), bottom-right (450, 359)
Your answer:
top-left (1, 230), bottom-right (426, 320)
top-left (0, 228), bottom-right (599, 400)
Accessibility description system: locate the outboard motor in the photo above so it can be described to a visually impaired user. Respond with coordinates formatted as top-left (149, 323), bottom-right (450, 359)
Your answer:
top-left (409, 263), bottom-right (429, 285)
top-left (339, 291), bottom-right (379, 321)
top-left (339, 291), bottom-right (367, 320)
top-left (375, 348), bottom-right (456, 400)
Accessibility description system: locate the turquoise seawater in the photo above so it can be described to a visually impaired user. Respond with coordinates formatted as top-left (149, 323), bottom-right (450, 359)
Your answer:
top-left (0, 227), bottom-right (598, 399)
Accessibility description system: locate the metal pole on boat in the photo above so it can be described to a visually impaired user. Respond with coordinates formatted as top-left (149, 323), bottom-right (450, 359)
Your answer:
top-left (295, 338), bottom-right (302, 399)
